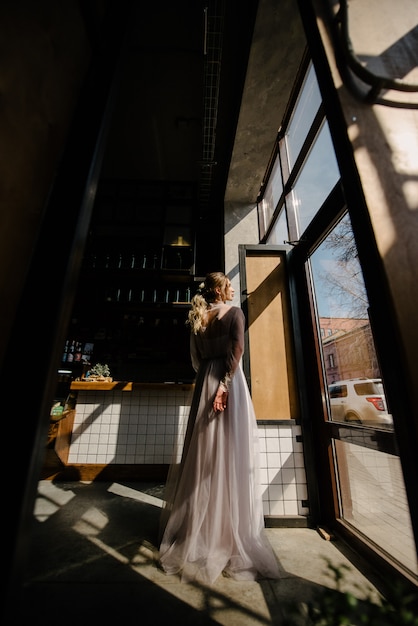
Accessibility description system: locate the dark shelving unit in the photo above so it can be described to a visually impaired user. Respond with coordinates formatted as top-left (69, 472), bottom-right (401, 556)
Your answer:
top-left (61, 179), bottom-right (198, 382)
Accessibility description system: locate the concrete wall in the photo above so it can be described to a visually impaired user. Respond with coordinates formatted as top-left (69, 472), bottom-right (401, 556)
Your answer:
top-left (224, 201), bottom-right (258, 303)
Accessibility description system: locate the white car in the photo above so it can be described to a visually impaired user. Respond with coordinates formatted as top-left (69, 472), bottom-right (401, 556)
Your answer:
top-left (328, 378), bottom-right (393, 428)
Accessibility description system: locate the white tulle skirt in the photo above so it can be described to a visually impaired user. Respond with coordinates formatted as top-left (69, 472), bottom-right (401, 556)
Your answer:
top-left (158, 358), bottom-right (280, 584)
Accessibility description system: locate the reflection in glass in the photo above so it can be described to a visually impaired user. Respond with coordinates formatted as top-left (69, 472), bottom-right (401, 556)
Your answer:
top-left (285, 62), bottom-right (322, 172)
top-left (260, 155), bottom-right (283, 233)
top-left (335, 439), bottom-right (418, 578)
top-left (309, 212), bottom-right (393, 429)
top-left (267, 208), bottom-right (289, 245)
top-left (308, 212), bottom-right (416, 579)
top-left (328, 379), bottom-right (392, 428)
top-left (288, 121), bottom-right (340, 236)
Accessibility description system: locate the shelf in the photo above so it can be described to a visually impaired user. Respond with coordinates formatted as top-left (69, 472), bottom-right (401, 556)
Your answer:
top-left (63, 178), bottom-right (197, 384)
top-left (81, 267), bottom-right (194, 277)
top-left (102, 300), bottom-right (191, 308)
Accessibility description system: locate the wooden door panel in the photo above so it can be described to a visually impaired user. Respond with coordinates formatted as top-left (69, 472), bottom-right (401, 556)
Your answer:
top-left (240, 245), bottom-right (299, 421)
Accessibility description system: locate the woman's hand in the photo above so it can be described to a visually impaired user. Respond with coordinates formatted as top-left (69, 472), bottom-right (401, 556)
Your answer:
top-left (213, 387), bottom-right (228, 413)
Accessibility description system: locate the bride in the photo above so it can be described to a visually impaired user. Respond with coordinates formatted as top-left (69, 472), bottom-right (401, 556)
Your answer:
top-left (158, 271), bottom-right (280, 584)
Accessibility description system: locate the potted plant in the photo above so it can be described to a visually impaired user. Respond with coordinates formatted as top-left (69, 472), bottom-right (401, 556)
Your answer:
top-left (85, 363), bottom-right (112, 382)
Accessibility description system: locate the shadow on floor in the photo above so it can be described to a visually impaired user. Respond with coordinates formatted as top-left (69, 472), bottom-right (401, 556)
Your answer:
top-left (4, 480), bottom-right (389, 626)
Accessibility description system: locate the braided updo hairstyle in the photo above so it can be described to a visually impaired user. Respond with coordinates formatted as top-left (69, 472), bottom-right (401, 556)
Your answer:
top-left (187, 272), bottom-right (229, 334)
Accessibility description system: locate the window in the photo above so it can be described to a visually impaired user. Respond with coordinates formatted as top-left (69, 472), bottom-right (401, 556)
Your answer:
top-left (256, 57), bottom-right (416, 581)
top-left (260, 155), bottom-right (283, 233)
top-left (287, 121), bottom-right (340, 236)
top-left (329, 384), bottom-right (347, 399)
top-left (284, 62), bottom-right (322, 173)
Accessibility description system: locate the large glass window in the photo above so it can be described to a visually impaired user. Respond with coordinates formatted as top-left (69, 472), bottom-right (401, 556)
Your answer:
top-left (284, 62), bottom-right (322, 173)
top-left (266, 208), bottom-right (289, 245)
top-left (310, 213), bottom-right (393, 430)
top-left (257, 58), bottom-right (416, 581)
top-left (335, 439), bottom-right (417, 576)
top-left (287, 121), bottom-right (340, 236)
top-left (309, 213), bottom-right (416, 577)
top-left (259, 154), bottom-right (283, 235)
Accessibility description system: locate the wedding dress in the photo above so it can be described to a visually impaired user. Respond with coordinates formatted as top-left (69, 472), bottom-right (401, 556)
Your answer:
top-left (159, 303), bottom-right (280, 584)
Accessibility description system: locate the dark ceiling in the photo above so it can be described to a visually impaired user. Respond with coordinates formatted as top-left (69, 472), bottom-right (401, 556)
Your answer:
top-left (99, 0), bottom-right (259, 271)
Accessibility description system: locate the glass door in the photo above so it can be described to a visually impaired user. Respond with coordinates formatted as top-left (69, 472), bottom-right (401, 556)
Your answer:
top-left (309, 212), bottom-right (417, 579)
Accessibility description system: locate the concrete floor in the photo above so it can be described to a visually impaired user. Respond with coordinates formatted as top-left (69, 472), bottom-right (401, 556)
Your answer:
top-left (6, 480), bottom-right (388, 626)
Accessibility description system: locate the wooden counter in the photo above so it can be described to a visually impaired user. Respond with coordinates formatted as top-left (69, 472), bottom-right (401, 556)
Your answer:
top-left (70, 381), bottom-right (194, 391)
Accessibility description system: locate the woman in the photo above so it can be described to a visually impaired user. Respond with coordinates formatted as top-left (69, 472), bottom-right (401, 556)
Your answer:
top-left (158, 272), bottom-right (280, 584)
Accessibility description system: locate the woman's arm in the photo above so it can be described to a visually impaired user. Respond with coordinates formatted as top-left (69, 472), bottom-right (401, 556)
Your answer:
top-left (219, 307), bottom-right (244, 390)
top-left (213, 308), bottom-right (245, 412)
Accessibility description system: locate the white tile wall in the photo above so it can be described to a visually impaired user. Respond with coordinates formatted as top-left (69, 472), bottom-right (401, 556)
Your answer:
top-left (258, 423), bottom-right (308, 517)
top-left (69, 389), bottom-right (309, 518)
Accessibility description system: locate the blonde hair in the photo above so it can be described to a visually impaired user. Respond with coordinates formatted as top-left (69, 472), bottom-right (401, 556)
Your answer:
top-left (187, 272), bottom-right (229, 334)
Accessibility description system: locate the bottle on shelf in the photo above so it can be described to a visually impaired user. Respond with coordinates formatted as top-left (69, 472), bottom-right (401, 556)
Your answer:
top-left (74, 342), bottom-right (82, 362)
top-left (62, 340), bottom-right (69, 362)
top-left (67, 340), bottom-right (76, 363)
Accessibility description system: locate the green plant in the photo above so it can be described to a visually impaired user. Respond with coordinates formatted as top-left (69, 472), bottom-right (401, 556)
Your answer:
top-left (285, 559), bottom-right (418, 626)
top-left (88, 363), bottom-right (111, 377)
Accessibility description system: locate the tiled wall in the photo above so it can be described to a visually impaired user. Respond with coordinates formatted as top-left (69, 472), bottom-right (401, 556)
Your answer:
top-left (69, 388), bottom-right (309, 519)
top-left (259, 423), bottom-right (308, 517)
